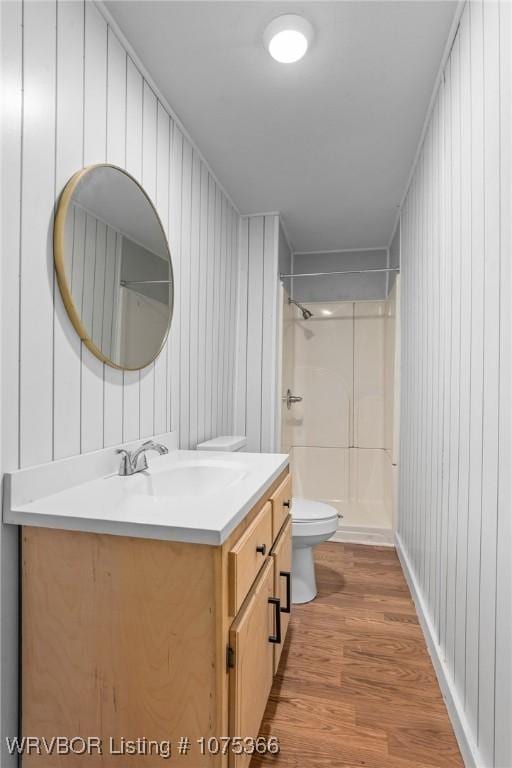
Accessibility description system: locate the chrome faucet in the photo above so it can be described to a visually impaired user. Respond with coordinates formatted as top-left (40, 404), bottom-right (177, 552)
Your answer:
top-left (117, 440), bottom-right (169, 476)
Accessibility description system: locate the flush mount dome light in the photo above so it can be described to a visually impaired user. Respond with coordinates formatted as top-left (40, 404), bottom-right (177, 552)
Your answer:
top-left (263, 14), bottom-right (313, 63)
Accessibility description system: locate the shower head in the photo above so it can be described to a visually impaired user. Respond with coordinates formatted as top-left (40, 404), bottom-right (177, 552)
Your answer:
top-left (288, 297), bottom-right (314, 320)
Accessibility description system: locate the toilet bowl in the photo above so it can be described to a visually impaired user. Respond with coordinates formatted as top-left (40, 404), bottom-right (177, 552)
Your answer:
top-left (194, 437), bottom-right (338, 604)
top-left (291, 498), bottom-right (339, 604)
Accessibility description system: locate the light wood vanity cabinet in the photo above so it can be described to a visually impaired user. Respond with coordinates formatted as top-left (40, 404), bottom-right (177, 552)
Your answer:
top-left (21, 468), bottom-right (292, 767)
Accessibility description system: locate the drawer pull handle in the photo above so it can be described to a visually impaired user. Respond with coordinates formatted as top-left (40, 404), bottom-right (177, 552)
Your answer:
top-left (256, 544), bottom-right (267, 555)
top-left (283, 499), bottom-right (291, 508)
top-left (268, 597), bottom-right (282, 644)
top-left (280, 571), bottom-right (291, 614)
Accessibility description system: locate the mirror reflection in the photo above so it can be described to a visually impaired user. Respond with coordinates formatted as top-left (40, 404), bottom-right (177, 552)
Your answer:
top-left (55, 165), bottom-right (173, 370)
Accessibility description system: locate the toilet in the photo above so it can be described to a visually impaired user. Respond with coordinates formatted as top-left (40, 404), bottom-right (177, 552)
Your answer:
top-left (291, 498), bottom-right (338, 604)
top-left (196, 436), bottom-right (339, 605)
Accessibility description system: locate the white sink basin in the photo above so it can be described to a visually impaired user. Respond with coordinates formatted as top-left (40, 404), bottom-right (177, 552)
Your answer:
top-left (128, 460), bottom-right (248, 498)
top-left (5, 447), bottom-right (289, 545)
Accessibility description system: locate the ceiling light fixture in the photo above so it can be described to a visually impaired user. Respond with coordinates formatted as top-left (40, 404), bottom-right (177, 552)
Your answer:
top-left (263, 14), bottom-right (313, 64)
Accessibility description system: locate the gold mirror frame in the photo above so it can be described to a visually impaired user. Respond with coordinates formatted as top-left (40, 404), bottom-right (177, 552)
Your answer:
top-left (54, 164), bottom-right (174, 371)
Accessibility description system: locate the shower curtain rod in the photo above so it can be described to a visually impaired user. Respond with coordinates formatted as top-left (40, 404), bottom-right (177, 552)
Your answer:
top-left (120, 279), bottom-right (173, 286)
top-left (280, 266), bottom-right (400, 279)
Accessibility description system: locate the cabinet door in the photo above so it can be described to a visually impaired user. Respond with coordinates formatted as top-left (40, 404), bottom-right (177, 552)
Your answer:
top-left (271, 516), bottom-right (292, 674)
top-left (229, 558), bottom-right (276, 768)
top-left (270, 474), bottom-right (292, 540)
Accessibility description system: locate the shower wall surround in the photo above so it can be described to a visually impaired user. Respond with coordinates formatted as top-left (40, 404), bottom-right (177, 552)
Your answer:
top-left (1, 1), bottom-right (240, 760)
top-left (286, 297), bottom-right (396, 539)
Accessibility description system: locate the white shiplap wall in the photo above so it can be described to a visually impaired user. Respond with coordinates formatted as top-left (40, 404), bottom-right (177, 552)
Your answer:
top-left (2, 0), bottom-right (239, 468)
top-left (1, 2), bottom-right (240, 759)
top-left (234, 214), bottom-right (280, 452)
top-left (398, 2), bottom-right (512, 766)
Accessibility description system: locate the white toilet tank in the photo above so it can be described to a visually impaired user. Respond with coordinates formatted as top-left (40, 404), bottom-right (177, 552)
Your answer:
top-left (196, 435), bottom-right (247, 452)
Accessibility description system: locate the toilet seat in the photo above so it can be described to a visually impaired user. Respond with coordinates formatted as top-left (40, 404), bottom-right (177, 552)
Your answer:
top-left (291, 498), bottom-right (338, 538)
top-left (292, 498), bottom-right (338, 522)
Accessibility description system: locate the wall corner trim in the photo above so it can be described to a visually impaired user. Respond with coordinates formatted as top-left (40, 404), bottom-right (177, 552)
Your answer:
top-left (395, 532), bottom-right (481, 768)
top-left (93, 0), bottom-right (240, 217)
top-left (387, 0), bottom-right (466, 249)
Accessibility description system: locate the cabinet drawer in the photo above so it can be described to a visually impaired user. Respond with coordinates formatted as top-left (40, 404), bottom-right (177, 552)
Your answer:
top-left (229, 502), bottom-right (272, 615)
top-left (271, 516), bottom-right (292, 674)
top-left (228, 558), bottom-right (275, 768)
top-left (270, 474), bottom-right (292, 540)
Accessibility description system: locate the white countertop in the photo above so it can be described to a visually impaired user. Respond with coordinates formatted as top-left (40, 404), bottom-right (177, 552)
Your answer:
top-left (4, 448), bottom-right (289, 545)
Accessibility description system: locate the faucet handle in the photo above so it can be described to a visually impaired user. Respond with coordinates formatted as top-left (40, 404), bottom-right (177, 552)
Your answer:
top-left (134, 453), bottom-right (149, 472)
top-left (116, 448), bottom-right (131, 476)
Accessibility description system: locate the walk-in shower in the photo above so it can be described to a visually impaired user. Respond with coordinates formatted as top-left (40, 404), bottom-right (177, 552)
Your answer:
top-left (280, 263), bottom-right (400, 545)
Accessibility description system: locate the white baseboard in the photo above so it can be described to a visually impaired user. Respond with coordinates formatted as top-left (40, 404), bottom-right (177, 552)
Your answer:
top-left (395, 532), bottom-right (481, 768)
top-left (331, 525), bottom-right (394, 547)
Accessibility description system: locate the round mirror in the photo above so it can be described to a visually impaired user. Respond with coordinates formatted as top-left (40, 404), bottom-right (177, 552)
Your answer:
top-left (54, 164), bottom-right (173, 370)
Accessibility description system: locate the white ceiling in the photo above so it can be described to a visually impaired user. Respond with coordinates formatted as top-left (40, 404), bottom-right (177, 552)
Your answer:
top-left (106, 1), bottom-right (457, 252)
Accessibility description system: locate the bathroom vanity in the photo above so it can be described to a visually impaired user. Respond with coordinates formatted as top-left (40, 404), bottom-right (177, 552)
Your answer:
top-left (5, 439), bottom-right (291, 767)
